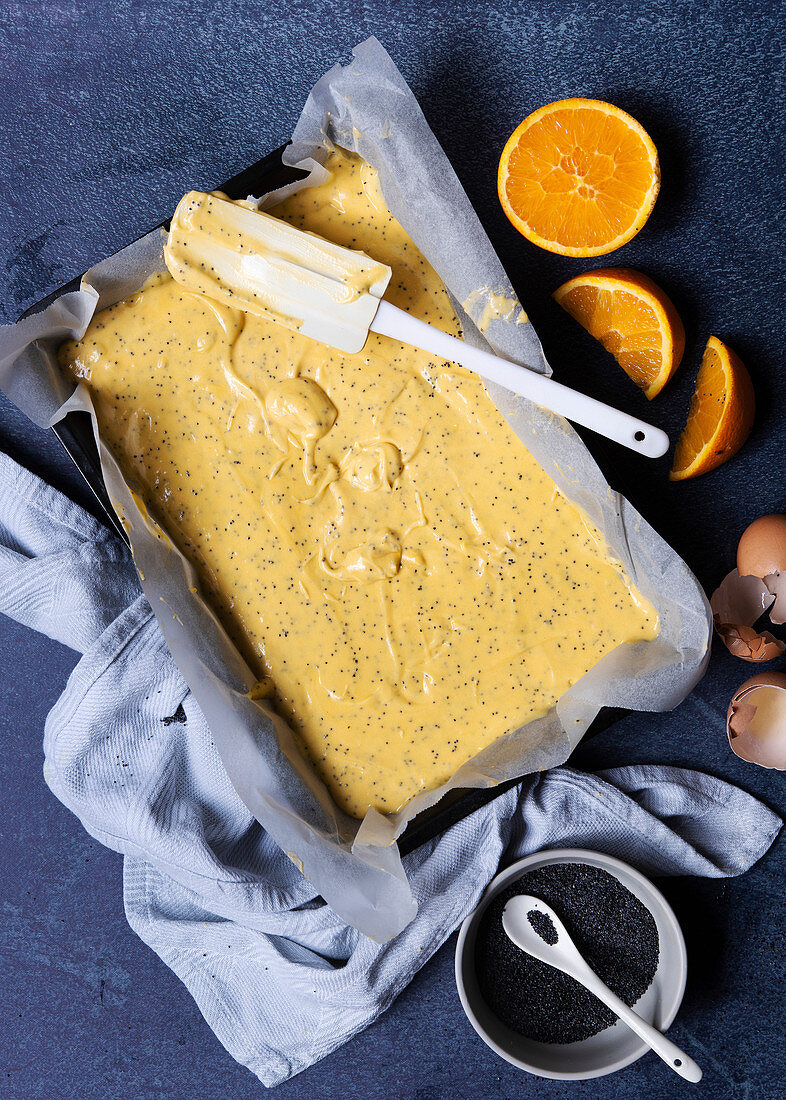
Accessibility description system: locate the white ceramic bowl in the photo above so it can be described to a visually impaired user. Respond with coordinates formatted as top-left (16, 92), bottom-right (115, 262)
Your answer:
top-left (455, 848), bottom-right (687, 1080)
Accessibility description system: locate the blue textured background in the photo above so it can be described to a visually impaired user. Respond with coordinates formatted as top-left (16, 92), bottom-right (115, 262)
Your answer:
top-left (1, 2), bottom-right (784, 1097)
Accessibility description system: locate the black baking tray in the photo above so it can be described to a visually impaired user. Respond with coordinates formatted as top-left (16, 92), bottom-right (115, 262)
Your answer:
top-left (21, 143), bottom-right (629, 856)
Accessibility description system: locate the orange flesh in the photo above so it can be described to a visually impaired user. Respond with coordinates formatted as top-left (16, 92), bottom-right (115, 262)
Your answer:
top-left (562, 286), bottom-right (662, 385)
top-left (499, 101), bottom-right (659, 256)
top-left (554, 269), bottom-right (684, 399)
top-left (675, 344), bottom-right (725, 463)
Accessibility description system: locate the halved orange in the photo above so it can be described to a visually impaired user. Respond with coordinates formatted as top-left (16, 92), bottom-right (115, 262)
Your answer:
top-left (670, 337), bottom-right (755, 481)
top-left (498, 99), bottom-right (660, 257)
top-left (553, 267), bottom-right (685, 399)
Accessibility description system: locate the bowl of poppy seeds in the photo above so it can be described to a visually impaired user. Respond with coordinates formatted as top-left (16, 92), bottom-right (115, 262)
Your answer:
top-left (455, 849), bottom-right (688, 1080)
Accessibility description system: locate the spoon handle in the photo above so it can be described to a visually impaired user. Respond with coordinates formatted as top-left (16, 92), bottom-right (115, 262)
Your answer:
top-left (573, 961), bottom-right (702, 1083)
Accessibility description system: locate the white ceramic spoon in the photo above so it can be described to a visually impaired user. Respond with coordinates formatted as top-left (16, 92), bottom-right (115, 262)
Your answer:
top-left (502, 894), bottom-right (702, 1083)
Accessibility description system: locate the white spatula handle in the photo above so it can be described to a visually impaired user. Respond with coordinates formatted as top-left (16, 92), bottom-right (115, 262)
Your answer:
top-left (370, 301), bottom-right (669, 459)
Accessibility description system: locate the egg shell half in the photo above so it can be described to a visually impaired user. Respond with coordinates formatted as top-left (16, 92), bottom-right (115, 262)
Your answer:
top-left (727, 671), bottom-right (786, 769)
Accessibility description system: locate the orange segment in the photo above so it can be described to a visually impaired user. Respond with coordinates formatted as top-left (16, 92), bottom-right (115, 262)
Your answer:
top-left (498, 99), bottom-right (660, 257)
top-left (670, 337), bottom-right (755, 481)
top-left (553, 267), bottom-right (685, 399)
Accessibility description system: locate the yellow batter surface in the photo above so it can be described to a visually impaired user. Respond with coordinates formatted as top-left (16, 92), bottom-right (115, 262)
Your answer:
top-left (59, 151), bottom-right (658, 818)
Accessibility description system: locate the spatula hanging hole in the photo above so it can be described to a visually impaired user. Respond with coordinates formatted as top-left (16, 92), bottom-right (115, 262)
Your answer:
top-left (634, 430), bottom-right (645, 442)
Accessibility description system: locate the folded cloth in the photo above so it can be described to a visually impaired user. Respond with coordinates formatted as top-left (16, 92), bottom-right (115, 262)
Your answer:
top-left (0, 450), bottom-right (781, 1087)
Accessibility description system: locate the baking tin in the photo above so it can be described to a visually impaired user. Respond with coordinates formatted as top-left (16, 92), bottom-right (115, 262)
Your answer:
top-left (20, 143), bottom-right (628, 855)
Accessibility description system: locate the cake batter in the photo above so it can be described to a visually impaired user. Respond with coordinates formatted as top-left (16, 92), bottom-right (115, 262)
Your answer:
top-left (59, 151), bottom-right (658, 817)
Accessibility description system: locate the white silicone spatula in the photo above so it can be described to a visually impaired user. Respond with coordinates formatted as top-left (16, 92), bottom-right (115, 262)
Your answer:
top-left (165, 191), bottom-right (669, 459)
top-left (502, 894), bottom-right (702, 1083)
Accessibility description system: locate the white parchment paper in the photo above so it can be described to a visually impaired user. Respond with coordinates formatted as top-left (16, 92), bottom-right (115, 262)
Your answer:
top-left (0, 37), bottom-right (712, 941)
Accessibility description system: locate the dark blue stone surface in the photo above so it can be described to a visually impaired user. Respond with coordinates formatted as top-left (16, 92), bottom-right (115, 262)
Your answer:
top-left (1, 1), bottom-right (784, 1097)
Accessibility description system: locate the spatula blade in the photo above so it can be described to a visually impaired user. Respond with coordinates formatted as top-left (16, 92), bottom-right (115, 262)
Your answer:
top-left (164, 190), bottom-right (392, 353)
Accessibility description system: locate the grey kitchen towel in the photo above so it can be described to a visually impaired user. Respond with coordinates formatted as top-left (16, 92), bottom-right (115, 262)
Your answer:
top-left (0, 450), bottom-right (781, 1087)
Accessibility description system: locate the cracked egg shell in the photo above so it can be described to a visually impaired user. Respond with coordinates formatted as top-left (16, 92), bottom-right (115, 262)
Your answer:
top-left (737, 513), bottom-right (786, 624)
top-left (727, 672), bottom-right (786, 769)
top-left (710, 512), bottom-right (786, 659)
top-left (710, 570), bottom-right (785, 661)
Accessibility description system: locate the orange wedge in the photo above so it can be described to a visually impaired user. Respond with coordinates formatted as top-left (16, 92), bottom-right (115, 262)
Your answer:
top-left (553, 267), bottom-right (685, 399)
top-left (670, 337), bottom-right (755, 481)
top-left (498, 99), bottom-right (660, 257)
